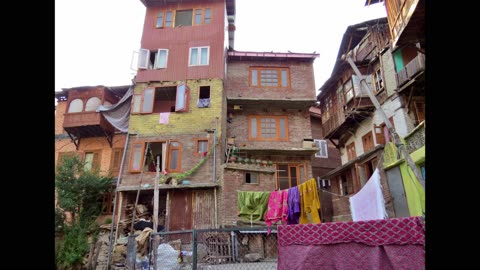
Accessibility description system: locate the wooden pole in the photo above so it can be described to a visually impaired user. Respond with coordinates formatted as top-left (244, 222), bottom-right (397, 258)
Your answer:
top-left (345, 57), bottom-right (425, 190)
top-left (153, 155), bottom-right (160, 233)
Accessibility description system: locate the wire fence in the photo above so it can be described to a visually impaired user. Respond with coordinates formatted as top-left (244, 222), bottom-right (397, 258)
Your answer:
top-left (123, 227), bottom-right (278, 270)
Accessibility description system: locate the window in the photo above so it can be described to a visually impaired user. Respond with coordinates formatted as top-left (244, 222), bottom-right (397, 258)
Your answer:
top-left (131, 84), bottom-right (190, 114)
top-left (168, 142), bottom-right (182, 172)
top-left (175, 9), bottom-right (193, 26)
top-left (339, 170), bottom-right (355, 195)
top-left (189, 47), bottom-right (209, 66)
top-left (204, 8), bottom-right (211, 24)
top-left (413, 101), bottom-right (425, 125)
top-left (245, 172), bottom-right (259, 184)
top-left (84, 151), bottom-right (101, 172)
top-left (344, 79), bottom-right (354, 103)
top-left (110, 148), bottom-right (124, 177)
top-left (197, 86), bottom-right (210, 108)
top-left (156, 12), bottom-right (164, 28)
top-left (346, 142), bottom-right (356, 161)
top-left (154, 49), bottom-right (168, 69)
top-left (374, 117), bottom-right (395, 145)
top-left (100, 189), bottom-right (115, 215)
top-left (250, 67), bottom-right (290, 87)
top-left (276, 164), bottom-right (305, 190)
top-left (336, 83), bottom-right (345, 109)
top-left (314, 139), bottom-right (328, 158)
top-left (137, 48), bottom-right (168, 69)
top-left (129, 141), bottom-right (182, 173)
top-left (165, 11), bottom-right (173, 27)
top-left (68, 99), bottom-right (83, 113)
top-left (249, 115), bottom-right (288, 141)
top-left (85, 97), bottom-right (101, 112)
top-left (362, 131), bottom-right (374, 152)
top-left (195, 139), bottom-right (209, 155)
top-left (57, 152), bottom-right (75, 167)
top-left (373, 68), bottom-right (384, 94)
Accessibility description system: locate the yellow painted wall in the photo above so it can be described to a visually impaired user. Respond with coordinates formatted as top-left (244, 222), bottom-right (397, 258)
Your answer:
top-left (129, 79), bottom-right (224, 136)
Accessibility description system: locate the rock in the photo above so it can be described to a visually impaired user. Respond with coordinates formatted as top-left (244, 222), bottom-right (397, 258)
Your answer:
top-left (244, 253), bottom-right (263, 262)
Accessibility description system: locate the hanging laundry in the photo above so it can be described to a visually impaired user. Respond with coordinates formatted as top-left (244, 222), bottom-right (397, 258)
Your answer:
top-left (349, 168), bottom-right (387, 222)
top-left (159, 112), bottom-right (170, 124)
top-left (287, 186), bottom-right (301, 225)
top-left (265, 190), bottom-right (288, 234)
top-left (299, 178), bottom-right (321, 224)
top-left (237, 191), bottom-right (271, 223)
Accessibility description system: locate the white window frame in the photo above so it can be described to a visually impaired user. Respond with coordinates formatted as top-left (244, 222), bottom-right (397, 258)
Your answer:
top-left (314, 139), bottom-right (328, 158)
top-left (137, 49), bottom-right (150, 69)
top-left (188, 46), bottom-right (210, 66)
top-left (154, 49), bottom-right (169, 69)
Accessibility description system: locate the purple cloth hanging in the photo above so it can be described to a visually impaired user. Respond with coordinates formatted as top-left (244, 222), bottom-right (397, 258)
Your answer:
top-left (287, 186), bottom-right (301, 224)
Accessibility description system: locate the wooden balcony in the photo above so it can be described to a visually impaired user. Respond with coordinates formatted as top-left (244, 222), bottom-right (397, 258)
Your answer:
top-left (396, 53), bottom-right (425, 87)
top-left (386, 0), bottom-right (425, 48)
top-left (323, 98), bottom-right (375, 142)
top-left (63, 111), bottom-right (115, 139)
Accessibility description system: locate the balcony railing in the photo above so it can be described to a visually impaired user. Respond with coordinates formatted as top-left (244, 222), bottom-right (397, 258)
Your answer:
top-left (404, 121), bottom-right (425, 154)
top-left (396, 53), bottom-right (425, 87)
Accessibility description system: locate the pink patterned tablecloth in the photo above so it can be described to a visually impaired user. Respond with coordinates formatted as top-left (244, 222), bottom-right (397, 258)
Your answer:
top-left (278, 217), bottom-right (425, 270)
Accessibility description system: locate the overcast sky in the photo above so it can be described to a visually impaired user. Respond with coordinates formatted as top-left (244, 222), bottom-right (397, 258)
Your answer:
top-left (55, 0), bottom-right (386, 95)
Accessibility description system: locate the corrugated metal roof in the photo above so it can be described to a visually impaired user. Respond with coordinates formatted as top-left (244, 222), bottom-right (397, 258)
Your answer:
top-left (228, 50), bottom-right (319, 62)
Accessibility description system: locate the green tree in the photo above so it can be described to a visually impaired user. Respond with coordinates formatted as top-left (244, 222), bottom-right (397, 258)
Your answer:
top-left (55, 154), bottom-right (112, 269)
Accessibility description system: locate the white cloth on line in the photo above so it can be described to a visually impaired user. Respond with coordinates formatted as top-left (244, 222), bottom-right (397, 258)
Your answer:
top-left (349, 168), bottom-right (387, 221)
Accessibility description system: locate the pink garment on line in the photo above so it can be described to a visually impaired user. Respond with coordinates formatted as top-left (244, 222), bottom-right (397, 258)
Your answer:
top-left (159, 112), bottom-right (170, 124)
top-left (265, 190), bottom-right (288, 234)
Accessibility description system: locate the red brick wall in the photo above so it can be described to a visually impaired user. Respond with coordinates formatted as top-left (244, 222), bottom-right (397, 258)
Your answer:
top-left (227, 107), bottom-right (313, 149)
top-left (225, 60), bottom-right (316, 101)
top-left (55, 101), bottom-right (67, 135)
top-left (119, 133), bottom-right (219, 188)
top-left (221, 169), bottom-right (276, 226)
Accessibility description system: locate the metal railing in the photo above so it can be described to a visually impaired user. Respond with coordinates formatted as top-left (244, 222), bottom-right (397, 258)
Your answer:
top-left (124, 227), bottom-right (278, 270)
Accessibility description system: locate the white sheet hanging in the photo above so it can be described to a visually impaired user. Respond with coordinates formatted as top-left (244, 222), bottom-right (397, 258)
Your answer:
top-left (349, 168), bottom-right (387, 221)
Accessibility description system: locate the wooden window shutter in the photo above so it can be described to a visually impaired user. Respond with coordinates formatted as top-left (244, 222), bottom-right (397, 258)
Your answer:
top-left (129, 143), bottom-right (145, 173)
top-left (414, 101), bottom-right (425, 123)
top-left (374, 125), bottom-right (386, 145)
top-left (142, 88), bottom-right (155, 113)
top-left (110, 149), bottom-right (123, 176)
top-left (92, 151), bottom-right (101, 172)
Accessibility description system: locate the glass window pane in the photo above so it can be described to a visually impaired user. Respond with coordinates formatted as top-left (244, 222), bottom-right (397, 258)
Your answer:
top-left (84, 153), bottom-right (94, 172)
top-left (175, 10), bottom-right (193, 26)
top-left (85, 97), bottom-right (101, 111)
top-left (281, 70), bottom-right (288, 87)
top-left (205, 8), bottom-right (211, 24)
top-left (250, 118), bottom-right (257, 138)
top-left (68, 99), bottom-right (83, 113)
top-left (200, 47), bottom-right (208, 65)
top-left (165, 11), bottom-right (173, 27)
top-left (251, 70), bottom-right (258, 86)
top-left (156, 12), bottom-right (164, 28)
top-left (190, 48), bottom-right (198, 65)
top-left (175, 84), bottom-right (186, 111)
top-left (156, 50), bottom-right (167, 68)
top-left (170, 149), bottom-right (178, 170)
top-left (195, 9), bottom-right (202, 25)
top-left (279, 118), bottom-right (286, 138)
top-left (142, 88), bottom-right (155, 112)
top-left (131, 144), bottom-right (143, 171)
top-left (132, 95), bottom-right (142, 113)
